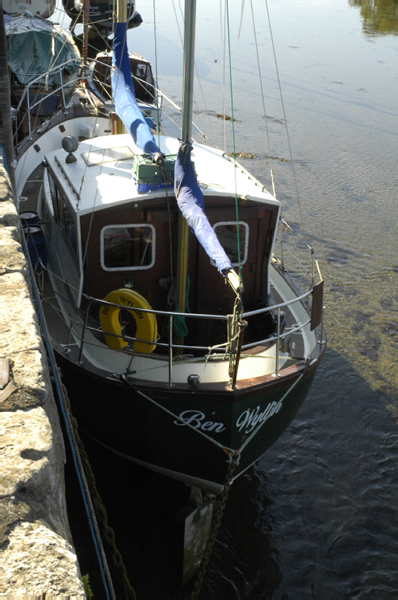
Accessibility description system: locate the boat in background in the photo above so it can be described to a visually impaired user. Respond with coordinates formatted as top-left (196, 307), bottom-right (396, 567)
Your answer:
top-left (63, 0), bottom-right (140, 33)
top-left (2, 0), bottom-right (55, 19)
top-left (87, 50), bottom-right (159, 128)
top-left (4, 12), bottom-right (81, 141)
top-left (14, 0), bottom-right (326, 497)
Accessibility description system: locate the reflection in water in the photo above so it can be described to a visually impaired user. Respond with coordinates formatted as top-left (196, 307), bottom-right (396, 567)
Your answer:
top-left (202, 470), bottom-right (282, 598)
top-left (261, 351), bottom-right (398, 598)
top-left (349, 0), bottom-right (398, 36)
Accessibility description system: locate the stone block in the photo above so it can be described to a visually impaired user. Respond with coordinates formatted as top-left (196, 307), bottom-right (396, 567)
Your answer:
top-left (3, 520), bottom-right (85, 597)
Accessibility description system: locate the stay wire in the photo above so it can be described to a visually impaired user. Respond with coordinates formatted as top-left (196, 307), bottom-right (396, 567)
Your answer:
top-left (153, 0), bottom-right (162, 144)
top-left (264, 0), bottom-right (303, 226)
top-left (220, 0), bottom-right (227, 152)
top-left (225, 0), bottom-right (242, 278)
top-left (249, 0), bottom-right (274, 187)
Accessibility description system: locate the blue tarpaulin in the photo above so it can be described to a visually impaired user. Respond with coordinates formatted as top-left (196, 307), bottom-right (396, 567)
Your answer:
top-left (112, 22), bottom-right (159, 155)
top-left (174, 143), bottom-right (233, 275)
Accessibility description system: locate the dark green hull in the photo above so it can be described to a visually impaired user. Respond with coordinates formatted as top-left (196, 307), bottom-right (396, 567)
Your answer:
top-left (56, 350), bottom-right (321, 495)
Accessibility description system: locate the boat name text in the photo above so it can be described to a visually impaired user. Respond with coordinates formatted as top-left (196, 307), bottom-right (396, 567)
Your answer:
top-left (174, 400), bottom-right (283, 435)
top-left (174, 411), bottom-right (226, 432)
top-left (236, 400), bottom-right (283, 434)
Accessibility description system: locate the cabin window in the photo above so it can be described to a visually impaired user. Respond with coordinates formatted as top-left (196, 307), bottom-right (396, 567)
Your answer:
top-left (48, 172), bottom-right (77, 254)
top-left (135, 63), bottom-right (147, 79)
top-left (101, 225), bottom-right (155, 271)
top-left (213, 222), bottom-right (249, 266)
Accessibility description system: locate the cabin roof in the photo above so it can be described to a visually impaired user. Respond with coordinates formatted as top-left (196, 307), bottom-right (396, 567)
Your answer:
top-left (45, 133), bottom-right (279, 217)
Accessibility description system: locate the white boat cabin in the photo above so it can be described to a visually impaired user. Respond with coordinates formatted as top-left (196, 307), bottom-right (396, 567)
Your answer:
top-left (40, 132), bottom-right (281, 352)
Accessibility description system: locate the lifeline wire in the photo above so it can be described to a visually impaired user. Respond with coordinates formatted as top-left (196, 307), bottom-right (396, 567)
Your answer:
top-left (249, 0), bottom-right (274, 190)
top-left (264, 0), bottom-right (303, 226)
top-left (225, 0), bottom-right (242, 280)
top-left (120, 364), bottom-right (307, 459)
top-left (152, 0), bottom-right (162, 144)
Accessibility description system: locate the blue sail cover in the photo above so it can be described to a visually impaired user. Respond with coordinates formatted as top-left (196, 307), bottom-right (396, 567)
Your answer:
top-left (174, 143), bottom-right (233, 275)
top-left (112, 22), bottom-right (159, 155)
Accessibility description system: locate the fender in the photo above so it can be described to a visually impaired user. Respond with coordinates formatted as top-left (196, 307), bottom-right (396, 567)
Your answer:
top-left (99, 288), bottom-right (157, 353)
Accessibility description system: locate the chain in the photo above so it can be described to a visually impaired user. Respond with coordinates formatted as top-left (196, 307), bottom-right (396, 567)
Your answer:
top-left (72, 416), bottom-right (136, 599)
top-left (55, 377), bottom-right (136, 598)
top-left (190, 454), bottom-right (238, 599)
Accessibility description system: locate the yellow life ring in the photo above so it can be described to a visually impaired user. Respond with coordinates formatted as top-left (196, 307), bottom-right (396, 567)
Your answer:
top-left (99, 288), bottom-right (157, 353)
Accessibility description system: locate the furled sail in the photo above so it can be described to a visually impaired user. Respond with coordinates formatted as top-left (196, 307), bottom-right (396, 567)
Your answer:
top-left (174, 142), bottom-right (233, 275)
top-left (112, 22), bottom-right (159, 156)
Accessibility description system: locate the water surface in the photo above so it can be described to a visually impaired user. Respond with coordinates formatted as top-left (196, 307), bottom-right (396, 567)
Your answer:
top-left (54, 0), bottom-right (398, 596)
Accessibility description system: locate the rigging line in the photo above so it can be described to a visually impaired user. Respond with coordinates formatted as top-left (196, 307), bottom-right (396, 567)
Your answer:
top-left (77, 30), bottom-right (111, 61)
top-left (14, 79), bottom-right (104, 198)
top-left (66, 88), bottom-right (111, 266)
top-left (80, 145), bottom-right (112, 271)
top-left (61, 7), bottom-right (85, 49)
top-left (60, 0), bottom-right (112, 55)
top-left (157, 94), bottom-right (210, 146)
top-left (238, 0), bottom-right (245, 39)
top-left (220, 0), bottom-right (227, 152)
top-left (152, 0), bottom-right (161, 144)
top-left (239, 367), bottom-right (308, 453)
top-left (120, 375), bottom-right (238, 454)
top-left (225, 0), bottom-right (242, 277)
top-left (164, 178), bottom-right (174, 281)
top-left (158, 104), bottom-right (206, 145)
top-left (264, 0), bottom-right (303, 226)
top-left (75, 82), bottom-right (113, 269)
top-left (172, 0), bottom-right (214, 144)
top-left (45, 24), bottom-right (76, 79)
top-left (249, 0), bottom-right (274, 189)
top-left (52, 3), bottom-right (70, 31)
top-left (113, 24), bottom-right (130, 109)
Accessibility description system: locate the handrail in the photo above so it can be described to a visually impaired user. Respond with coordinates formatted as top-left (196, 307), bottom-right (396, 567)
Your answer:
top-left (68, 277), bottom-right (321, 385)
top-left (16, 59), bottom-right (81, 114)
top-left (14, 56), bottom-right (207, 151)
top-left (81, 285), bottom-right (313, 322)
top-left (15, 60), bottom-right (84, 141)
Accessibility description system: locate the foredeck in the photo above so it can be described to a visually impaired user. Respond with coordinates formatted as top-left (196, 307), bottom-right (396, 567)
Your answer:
top-left (45, 133), bottom-right (279, 216)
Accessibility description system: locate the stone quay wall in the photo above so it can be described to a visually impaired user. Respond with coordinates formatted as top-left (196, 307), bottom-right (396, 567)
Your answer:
top-left (0, 155), bottom-right (85, 598)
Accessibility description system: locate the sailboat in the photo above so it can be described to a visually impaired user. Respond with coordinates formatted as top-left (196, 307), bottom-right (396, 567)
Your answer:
top-left (86, 49), bottom-right (159, 127)
top-left (15, 0), bottom-right (326, 497)
top-left (5, 12), bottom-right (80, 127)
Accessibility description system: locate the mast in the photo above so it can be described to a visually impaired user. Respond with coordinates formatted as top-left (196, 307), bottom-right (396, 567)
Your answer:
top-left (181, 0), bottom-right (196, 142)
top-left (117, 0), bottom-right (127, 26)
top-left (82, 0), bottom-right (89, 63)
top-left (175, 0), bottom-right (197, 347)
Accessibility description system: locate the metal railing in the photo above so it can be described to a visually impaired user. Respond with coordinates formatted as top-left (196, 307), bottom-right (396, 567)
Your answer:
top-left (14, 59), bottom-right (83, 141)
top-left (66, 280), bottom-right (323, 387)
top-left (13, 62), bottom-right (160, 141)
top-left (13, 55), bottom-right (211, 156)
